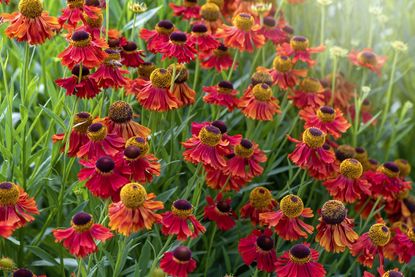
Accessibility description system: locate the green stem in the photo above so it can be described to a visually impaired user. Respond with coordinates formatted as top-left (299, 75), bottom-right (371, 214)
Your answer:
top-left (106, 0), bottom-right (110, 41)
top-left (330, 57), bottom-right (338, 106)
top-left (204, 225), bottom-right (217, 277)
top-left (113, 236), bottom-right (128, 277)
top-left (148, 236), bottom-right (173, 276)
top-left (193, 54), bottom-right (200, 91)
top-left (319, 5), bottom-right (326, 45)
top-left (227, 50), bottom-right (239, 81)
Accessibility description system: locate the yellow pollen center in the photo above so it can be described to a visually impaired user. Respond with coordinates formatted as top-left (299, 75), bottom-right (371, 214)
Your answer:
top-left (120, 183), bottom-right (147, 209)
top-left (382, 271), bottom-right (403, 277)
top-left (71, 219), bottom-right (94, 232)
top-left (168, 64), bottom-right (188, 83)
top-left (316, 108), bottom-right (336, 122)
top-left (87, 125), bottom-right (108, 141)
top-left (273, 56), bottom-right (293, 72)
top-left (71, 36), bottom-right (92, 48)
top-left (198, 127), bottom-right (222, 146)
top-left (340, 159), bottom-right (363, 179)
top-left (126, 137), bottom-right (150, 157)
top-left (0, 257), bottom-right (14, 270)
top-left (19, 0), bottom-right (43, 18)
top-left (73, 114), bottom-right (93, 134)
top-left (407, 228), bottom-right (415, 242)
top-left (155, 25), bottom-right (174, 35)
top-left (184, 0), bottom-right (198, 7)
top-left (395, 159), bottom-right (411, 178)
top-left (290, 37), bottom-right (309, 51)
top-left (68, 0), bottom-right (84, 9)
top-left (217, 86), bottom-right (233, 94)
top-left (302, 128), bottom-right (325, 148)
top-left (207, 0), bottom-right (224, 8)
top-left (172, 205), bottom-right (193, 218)
top-left (249, 187), bottom-right (273, 210)
top-left (104, 53), bottom-right (121, 65)
top-left (0, 183), bottom-right (19, 206)
top-left (252, 84), bottom-right (272, 101)
top-left (289, 253), bottom-right (311, 264)
top-left (280, 194), bottom-right (304, 218)
top-left (234, 144), bottom-right (254, 158)
top-left (201, 3), bottom-right (220, 21)
top-left (357, 52), bottom-right (378, 66)
top-left (368, 223), bottom-right (391, 246)
top-left (150, 69), bottom-right (172, 89)
top-left (300, 78), bottom-right (323, 93)
top-left (85, 12), bottom-right (103, 27)
top-left (233, 14), bottom-right (254, 32)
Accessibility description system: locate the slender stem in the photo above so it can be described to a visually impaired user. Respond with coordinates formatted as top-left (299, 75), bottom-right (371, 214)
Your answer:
top-left (204, 225), bottom-right (217, 277)
top-left (227, 50), bottom-right (239, 81)
top-left (77, 258), bottom-right (83, 277)
top-left (330, 58), bottom-right (338, 106)
top-left (148, 236), bottom-right (173, 276)
top-left (319, 6), bottom-right (326, 45)
top-left (193, 54), bottom-right (200, 91)
top-left (113, 236), bottom-right (128, 277)
top-left (106, 0), bottom-right (110, 41)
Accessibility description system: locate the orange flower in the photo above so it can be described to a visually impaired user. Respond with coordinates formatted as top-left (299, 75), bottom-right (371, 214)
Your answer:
top-left (289, 77), bottom-right (325, 109)
top-left (216, 13), bottom-right (265, 52)
top-left (315, 200), bottom-right (359, 253)
top-left (108, 183), bottom-right (164, 236)
top-left (240, 187), bottom-right (278, 225)
top-left (239, 83), bottom-right (281, 121)
top-left (2, 0), bottom-right (59, 45)
top-left (168, 64), bottom-right (196, 108)
top-left (0, 182), bottom-right (39, 231)
top-left (349, 48), bottom-right (386, 76)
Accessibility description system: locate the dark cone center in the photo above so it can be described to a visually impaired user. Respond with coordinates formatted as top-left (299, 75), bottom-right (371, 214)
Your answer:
top-left (290, 244), bottom-right (310, 259)
top-left (218, 81), bottom-right (233, 90)
top-left (212, 120), bottom-right (227, 134)
top-left (123, 41), bottom-right (138, 51)
top-left (96, 156), bottom-right (115, 173)
top-left (256, 235), bottom-right (274, 251)
top-left (72, 212), bottom-right (92, 226)
top-left (88, 123), bottom-right (103, 132)
top-left (173, 199), bottom-right (192, 210)
top-left (216, 200), bottom-right (231, 213)
top-left (124, 146), bottom-right (141, 159)
top-left (173, 246), bottom-right (192, 262)
top-left (13, 269), bottom-right (33, 277)
top-left (157, 20), bottom-right (174, 30)
top-left (72, 31), bottom-right (90, 42)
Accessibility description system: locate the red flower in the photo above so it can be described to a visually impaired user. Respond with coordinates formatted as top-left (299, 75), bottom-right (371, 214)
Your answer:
top-left (78, 154), bottom-right (131, 201)
top-left (182, 124), bottom-right (230, 169)
top-left (216, 13), bottom-right (265, 52)
top-left (277, 36), bottom-right (325, 67)
top-left (168, 64), bottom-right (196, 107)
top-left (58, 30), bottom-right (108, 69)
top-left (160, 246), bottom-right (197, 277)
top-left (103, 101), bottom-right (151, 141)
top-left (160, 31), bottom-right (197, 63)
top-left (58, 0), bottom-right (100, 30)
top-left (123, 139), bottom-right (161, 183)
top-left (199, 3), bottom-right (222, 33)
top-left (120, 41), bottom-right (145, 68)
top-left (108, 183), bottom-right (164, 236)
top-left (351, 223), bottom-right (391, 267)
top-left (190, 120), bottom-right (242, 146)
top-left (91, 49), bottom-right (129, 89)
top-left (130, 68), bottom-right (179, 112)
top-left (239, 83), bottom-right (281, 121)
top-left (161, 199), bottom-right (206, 240)
top-left (384, 225), bottom-right (415, 263)
top-left (275, 243), bottom-right (326, 277)
top-left (349, 48), bottom-right (386, 76)
top-left (203, 81), bottom-right (239, 111)
top-left (53, 212), bottom-right (113, 257)
top-left (289, 77), bottom-right (325, 109)
top-left (288, 127), bottom-right (335, 179)
top-left (369, 162), bottom-right (412, 202)
top-left (299, 106), bottom-right (351, 139)
top-left (204, 193), bottom-right (237, 231)
top-left (2, 0), bottom-right (59, 45)
top-left (238, 229), bottom-right (276, 272)
top-left (260, 194), bottom-right (313, 241)
top-left (169, 0), bottom-right (200, 20)
top-left (55, 65), bottom-right (101, 99)
top-left (140, 20), bottom-right (175, 53)
top-left (259, 16), bottom-right (288, 46)
top-left (200, 43), bottom-right (236, 72)
top-left (226, 139), bottom-right (267, 181)
top-left (77, 122), bottom-right (125, 160)
top-left (315, 200), bottom-right (359, 253)
top-left (188, 23), bottom-right (219, 53)
top-left (52, 112), bottom-right (93, 157)
top-left (240, 187), bottom-right (278, 225)
top-left (323, 158), bottom-right (371, 203)
top-left (268, 55), bottom-right (307, 90)
top-left (0, 182), bottom-right (39, 231)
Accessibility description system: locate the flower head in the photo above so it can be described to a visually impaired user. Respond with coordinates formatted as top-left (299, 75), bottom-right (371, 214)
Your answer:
top-left (277, 36), bottom-right (325, 67)
top-left (204, 193), bottom-right (237, 231)
top-left (168, 64), bottom-right (196, 107)
top-left (203, 81), bottom-right (240, 111)
top-left (55, 65), bottom-right (101, 99)
top-left (140, 20), bottom-right (175, 53)
top-left (316, 200), bottom-right (359, 252)
top-left (289, 77), bottom-right (325, 109)
top-left (238, 229), bottom-right (276, 272)
top-left (2, 0), bottom-right (59, 45)
top-left (169, 0), bottom-right (200, 20)
top-left (53, 212), bottom-right (113, 257)
top-left (108, 183), bottom-right (164, 236)
top-left (123, 142), bottom-right (161, 183)
top-left (200, 43), bottom-right (236, 72)
top-left (241, 186), bottom-right (278, 225)
top-left (120, 41), bottom-right (145, 68)
top-left (349, 48), bottom-right (387, 76)
top-left (267, 55), bottom-right (307, 90)
top-left (160, 246), bottom-right (197, 277)
top-left (161, 199), bottom-right (206, 240)
top-left (260, 194), bottom-right (314, 241)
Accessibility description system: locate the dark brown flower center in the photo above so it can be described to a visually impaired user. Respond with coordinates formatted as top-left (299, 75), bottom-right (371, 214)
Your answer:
top-left (256, 235), bottom-right (274, 251)
top-left (335, 145), bottom-right (356, 161)
top-left (122, 41), bottom-right (138, 52)
top-left (108, 38), bottom-right (121, 48)
top-left (290, 244), bottom-right (310, 259)
top-left (72, 30), bottom-right (90, 42)
top-left (218, 81), bottom-right (234, 90)
top-left (157, 20), bottom-right (174, 30)
top-left (173, 199), bottom-right (192, 211)
top-left (95, 156), bottom-right (115, 173)
top-left (263, 16), bottom-right (276, 27)
top-left (71, 65), bottom-right (90, 77)
top-left (251, 71), bottom-right (273, 86)
top-left (321, 200), bottom-right (346, 224)
top-left (192, 23), bottom-right (208, 34)
top-left (72, 212), bottom-right (92, 226)
top-left (108, 101), bottom-right (133, 123)
top-left (173, 246), bottom-right (192, 262)
top-left (85, 0), bottom-right (101, 7)
top-left (124, 146), bottom-right (141, 159)
top-left (211, 120), bottom-right (227, 134)
top-left (216, 200), bottom-right (231, 213)
top-left (384, 162), bottom-right (399, 173)
top-left (13, 269), bottom-right (33, 277)
top-left (170, 32), bottom-right (187, 44)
